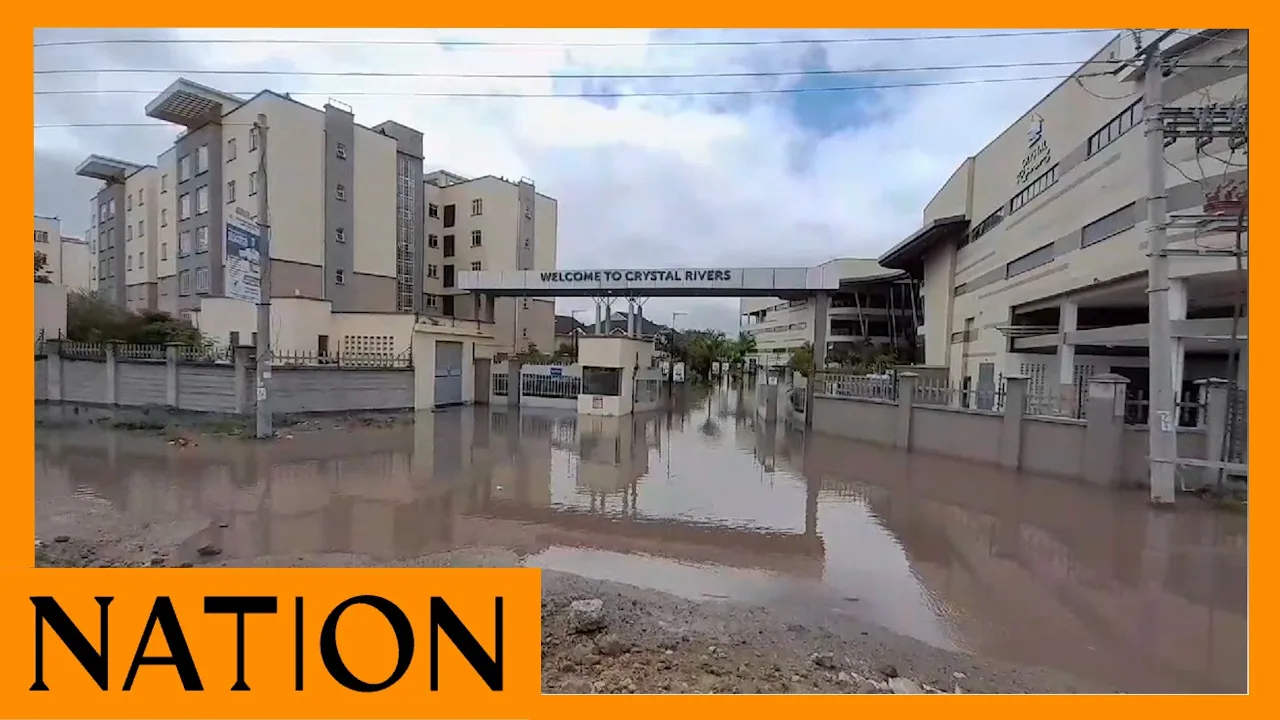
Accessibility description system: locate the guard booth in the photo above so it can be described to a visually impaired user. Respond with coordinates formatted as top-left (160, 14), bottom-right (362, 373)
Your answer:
top-left (412, 322), bottom-right (494, 410)
top-left (577, 335), bottom-right (663, 416)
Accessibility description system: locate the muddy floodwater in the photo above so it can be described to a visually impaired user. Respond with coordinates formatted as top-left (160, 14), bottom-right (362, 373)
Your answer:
top-left (36, 385), bottom-right (1247, 693)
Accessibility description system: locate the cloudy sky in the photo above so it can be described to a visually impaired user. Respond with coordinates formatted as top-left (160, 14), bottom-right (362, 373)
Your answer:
top-left (34, 28), bottom-right (1117, 331)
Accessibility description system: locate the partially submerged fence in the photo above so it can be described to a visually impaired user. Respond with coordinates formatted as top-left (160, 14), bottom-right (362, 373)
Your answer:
top-left (809, 370), bottom-right (1242, 490)
top-left (36, 340), bottom-right (414, 416)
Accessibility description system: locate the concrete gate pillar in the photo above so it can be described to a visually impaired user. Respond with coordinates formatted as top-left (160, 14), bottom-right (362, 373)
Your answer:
top-left (1082, 373), bottom-right (1129, 487)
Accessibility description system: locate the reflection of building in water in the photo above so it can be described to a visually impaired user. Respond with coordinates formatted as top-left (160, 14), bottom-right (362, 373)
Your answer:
top-left (787, 432), bottom-right (1246, 694)
top-left (575, 414), bottom-right (662, 511)
top-left (480, 407), bottom-right (562, 508)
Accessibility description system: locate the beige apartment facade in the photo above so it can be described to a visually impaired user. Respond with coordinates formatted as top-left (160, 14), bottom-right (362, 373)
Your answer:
top-left (34, 215), bottom-right (94, 292)
top-left (880, 30), bottom-right (1248, 409)
top-left (422, 170), bottom-right (559, 357)
top-left (77, 78), bottom-right (558, 358)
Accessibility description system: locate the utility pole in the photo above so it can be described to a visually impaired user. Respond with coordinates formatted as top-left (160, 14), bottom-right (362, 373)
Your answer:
top-left (1140, 36), bottom-right (1179, 505)
top-left (254, 113), bottom-right (273, 439)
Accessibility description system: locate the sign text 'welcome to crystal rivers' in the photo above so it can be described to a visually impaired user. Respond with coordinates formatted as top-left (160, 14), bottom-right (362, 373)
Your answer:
top-left (539, 269), bottom-right (735, 283)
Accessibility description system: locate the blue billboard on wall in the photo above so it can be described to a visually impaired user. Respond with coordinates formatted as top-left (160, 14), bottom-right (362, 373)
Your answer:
top-left (224, 212), bottom-right (261, 303)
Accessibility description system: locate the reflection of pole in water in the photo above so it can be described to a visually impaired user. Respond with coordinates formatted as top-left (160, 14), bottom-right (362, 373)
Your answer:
top-left (805, 474), bottom-right (819, 537)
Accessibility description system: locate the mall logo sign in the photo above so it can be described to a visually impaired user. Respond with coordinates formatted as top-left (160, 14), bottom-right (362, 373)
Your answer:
top-left (1016, 113), bottom-right (1051, 186)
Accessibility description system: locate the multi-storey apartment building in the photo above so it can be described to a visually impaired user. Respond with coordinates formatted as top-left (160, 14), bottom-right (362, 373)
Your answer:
top-left (878, 30), bottom-right (1247, 409)
top-left (422, 170), bottom-right (559, 355)
top-left (739, 258), bottom-right (920, 369)
top-left (76, 78), bottom-right (558, 356)
top-left (34, 215), bottom-right (94, 292)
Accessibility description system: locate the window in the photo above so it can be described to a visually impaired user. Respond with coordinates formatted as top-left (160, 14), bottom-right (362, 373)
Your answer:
top-left (1010, 165), bottom-right (1058, 213)
top-left (470, 229), bottom-right (482, 247)
top-left (442, 204), bottom-right (456, 228)
top-left (179, 230), bottom-right (192, 256)
top-left (335, 184), bottom-right (347, 201)
top-left (583, 367), bottom-right (623, 396)
top-left (1005, 242), bottom-right (1056, 278)
top-left (336, 142), bottom-right (347, 159)
top-left (249, 171), bottom-right (258, 195)
top-left (1081, 203), bottom-right (1137, 248)
top-left (231, 331), bottom-right (241, 347)
top-left (196, 144), bottom-right (209, 174)
top-left (180, 193), bottom-right (192, 220)
top-left (427, 264), bottom-right (438, 278)
top-left (108, 198), bottom-right (116, 217)
top-left (424, 294), bottom-right (439, 309)
top-left (427, 233), bottom-right (438, 248)
top-left (227, 138), bottom-right (237, 161)
top-left (179, 155), bottom-right (191, 181)
top-left (161, 208), bottom-right (169, 227)
top-left (127, 194), bottom-right (133, 211)
top-left (335, 227), bottom-right (346, 243)
top-left (966, 208), bottom-right (1004, 246)
top-left (137, 220), bottom-right (144, 237)
top-left (161, 174), bottom-right (169, 193)
top-left (1087, 99), bottom-right (1142, 157)
top-left (196, 186), bottom-right (209, 214)
top-left (250, 127), bottom-right (260, 151)
top-left (137, 190), bottom-right (143, 206)
top-left (428, 203), bottom-right (439, 219)
top-left (470, 261), bottom-right (482, 271)
top-left (99, 204), bottom-right (107, 221)
top-left (471, 198), bottom-right (483, 216)
top-left (195, 266), bottom-right (210, 293)
top-left (126, 226), bottom-right (133, 242)
top-left (127, 254), bottom-right (133, 270)
top-left (196, 226), bottom-right (209, 253)
top-left (335, 269), bottom-right (346, 285)
top-left (138, 251), bottom-right (144, 268)
top-left (34, 230), bottom-right (48, 244)
top-left (179, 270), bottom-right (191, 295)
top-left (442, 234), bottom-right (455, 258)
top-left (227, 180), bottom-right (236, 203)
top-left (442, 264), bottom-right (455, 287)
top-left (160, 242), bottom-right (167, 260)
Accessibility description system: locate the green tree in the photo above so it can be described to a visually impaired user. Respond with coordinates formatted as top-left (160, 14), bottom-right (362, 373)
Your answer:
top-left (35, 251), bottom-right (52, 283)
top-left (788, 342), bottom-right (815, 378)
top-left (66, 290), bottom-right (203, 345)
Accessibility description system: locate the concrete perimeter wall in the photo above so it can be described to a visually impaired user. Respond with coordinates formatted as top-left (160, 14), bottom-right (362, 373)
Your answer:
top-left (810, 372), bottom-right (1220, 489)
top-left (37, 340), bottom-right (412, 417)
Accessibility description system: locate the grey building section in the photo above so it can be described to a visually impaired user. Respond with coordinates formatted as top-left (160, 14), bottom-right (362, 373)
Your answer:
top-left (95, 184), bottom-right (127, 307)
top-left (372, 120), bottom-right (425, 314)
top-left (324, 104), bottom-right (356, 310)
top-left (173, 123), bottom-right (224, 311)
top-left (515, 179), bottom-right (537, 350)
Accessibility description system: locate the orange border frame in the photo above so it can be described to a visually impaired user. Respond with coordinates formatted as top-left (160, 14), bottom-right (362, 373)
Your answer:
top-left (15, 14), bottom-right (1266, 713)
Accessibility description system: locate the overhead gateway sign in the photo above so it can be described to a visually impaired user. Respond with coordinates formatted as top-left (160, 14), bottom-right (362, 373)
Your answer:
top-left (540, 269), bottom-right (737, 285)
top-left (460, 266), bottom-right (839, 297)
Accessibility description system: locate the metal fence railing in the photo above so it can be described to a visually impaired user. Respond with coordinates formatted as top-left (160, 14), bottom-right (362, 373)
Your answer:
top-left (492, 372), bottom-right (509, 397)
top-left (520, 372), bottom-right (581, 399)
top-left (273, 349), bottom-right (411, 368)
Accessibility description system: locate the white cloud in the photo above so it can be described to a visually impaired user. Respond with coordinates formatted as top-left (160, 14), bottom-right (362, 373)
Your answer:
top-left (35, 28), bottom-right (1116, 332)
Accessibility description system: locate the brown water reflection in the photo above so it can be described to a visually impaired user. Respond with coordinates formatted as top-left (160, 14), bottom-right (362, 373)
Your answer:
top-left (35, 384), bottom-right (1246, 693)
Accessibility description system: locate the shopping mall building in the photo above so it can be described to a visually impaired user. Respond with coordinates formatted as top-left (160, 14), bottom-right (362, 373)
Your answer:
top-left (878, 29), bottom-right (1247, 414)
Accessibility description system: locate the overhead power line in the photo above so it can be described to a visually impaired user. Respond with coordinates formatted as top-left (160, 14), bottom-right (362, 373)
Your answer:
top-left (34, 71), bottom-right (1091, 110)
top-left (35, 58), bottom-right (1106, 80)
top-left (34, 28), bottom-right (1114, 50)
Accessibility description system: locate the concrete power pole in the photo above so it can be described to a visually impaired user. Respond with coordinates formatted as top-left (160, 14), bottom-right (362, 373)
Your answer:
top-left (1140, 35), bottom-right (1178, 504)
top-left (254, 113), bottom-right (274, 439)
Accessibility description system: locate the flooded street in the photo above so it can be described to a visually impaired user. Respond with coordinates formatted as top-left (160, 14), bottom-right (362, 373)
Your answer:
top-left (35, 384), bottom-right (1246, 694)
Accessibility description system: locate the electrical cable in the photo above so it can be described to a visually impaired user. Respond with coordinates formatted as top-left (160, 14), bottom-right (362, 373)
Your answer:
top-left (34, 29), bottom-right (1116, 50)
top-left (34, 58), bottom-right (1111, 80)
top-left (34, 70), bottom-right (1095, 128)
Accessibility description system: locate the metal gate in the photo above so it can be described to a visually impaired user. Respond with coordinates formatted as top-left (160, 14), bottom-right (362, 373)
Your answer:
top-left (434, 341), bottom-right (464, 407)
top-left (975, 362), bottom-right (996, 410)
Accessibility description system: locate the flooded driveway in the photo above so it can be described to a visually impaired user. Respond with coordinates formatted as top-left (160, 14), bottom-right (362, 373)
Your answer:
top-left (35, 384), bottom-right (1246, 693)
